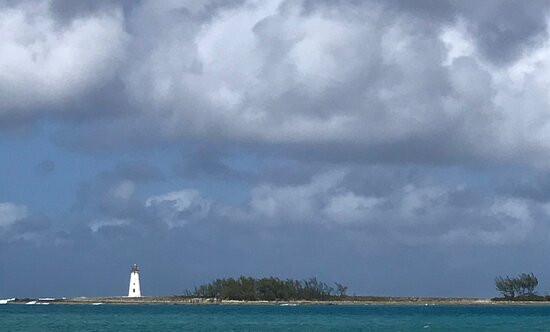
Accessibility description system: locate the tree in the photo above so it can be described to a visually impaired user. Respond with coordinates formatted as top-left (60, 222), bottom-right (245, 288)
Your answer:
top-left (519, 273), bottom-right (538, 295)
top-left (495, 276), bottom-right (515, 298)
top-left (335, 282), bottom-right (348, 297)
top-left (191, 276), bottom-right (342, 301)
top-left (495, 273), bottom-right (539, 299)
top-left (511, 276), bottom-right (522, 296)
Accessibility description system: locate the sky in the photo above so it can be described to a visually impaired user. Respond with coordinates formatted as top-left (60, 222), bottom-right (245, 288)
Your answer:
top-left (2, 0), bottom-right (550, 299)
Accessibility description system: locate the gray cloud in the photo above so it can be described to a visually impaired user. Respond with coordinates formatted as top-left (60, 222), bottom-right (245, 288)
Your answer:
top-left (372, 0), bottom-right (550, 63)
top-left (0, 0), bottom-right (127, 122)
top-left (118, 0), bottom-right (550, 167)
top-left (5, 0), bottom-right (550, 299)
top-left (2, 0), bottom-right (548, 169)
top-left (453, 0), bottom-right (550, 64)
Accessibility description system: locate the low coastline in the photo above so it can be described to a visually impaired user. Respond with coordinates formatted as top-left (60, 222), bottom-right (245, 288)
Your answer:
top-left (6, 296), bottom-right (550, 306)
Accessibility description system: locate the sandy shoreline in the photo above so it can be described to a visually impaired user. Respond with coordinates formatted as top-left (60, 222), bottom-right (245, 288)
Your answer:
top-left (6, 296), bottom-right (550, 306)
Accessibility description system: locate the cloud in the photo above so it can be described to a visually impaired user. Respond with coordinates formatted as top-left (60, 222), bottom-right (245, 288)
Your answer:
top-left (479, 198), bottom-right (533, 245)
top-left (240, 168), bottom-right (545, 246)
top-left (0, 204), bottom-right (54, 244)
top-left (1, 0), bottom-right (549, 170)
top-left (7, 0), bottom-right (550, 299)
top-left (24, 162), bottom-right (549, 249)
top-left (454, 0), bottom-right (550, 64)
top-left (0, 202), bottom-right (28, 228)
top-left (249, 169), bottom-right (371, 224)
top-left (248, 169), bottom-right (446, 227)
top-left (71, 161), bottom-right (163, 227)
top-left (145, 190), bottom-right (212, 227)
top-left (6, 213), bottom-right (53, 242)
top-left (4, 0), bottom-right (550, 246)
top-left (0, 0), bottom-right (127, 118)
top-left (322, 192), bottom-right (383, 224)
top-left (100, 0), bottom-right (550, 168)
top-left (89, 218), bottom-right (131, 233)
top-left (47, 0), bottom-right (138, 23)
top-left (373, 0), bottom-right (550, 63)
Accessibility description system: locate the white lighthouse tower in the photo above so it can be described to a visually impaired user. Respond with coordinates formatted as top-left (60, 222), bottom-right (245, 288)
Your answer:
top-left (128, 264), bottom-right (142, 297)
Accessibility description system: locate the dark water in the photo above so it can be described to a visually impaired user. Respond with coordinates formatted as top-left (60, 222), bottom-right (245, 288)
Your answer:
top-left (2, 304), bottom-right (550, 331)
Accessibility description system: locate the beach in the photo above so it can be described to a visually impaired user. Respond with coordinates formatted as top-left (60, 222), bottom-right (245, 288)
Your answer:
top-left (5, 296), bottom-right (546, 306)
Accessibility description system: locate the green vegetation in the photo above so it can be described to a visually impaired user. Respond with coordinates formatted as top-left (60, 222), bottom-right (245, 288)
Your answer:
top-left (494, 273), bottom-right (542, 300)
top-left (188, 276), bottom-right (347, 301)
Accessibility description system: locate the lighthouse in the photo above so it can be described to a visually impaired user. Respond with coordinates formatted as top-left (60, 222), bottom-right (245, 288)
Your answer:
top-left (128, 264), bottom-right (142, 297)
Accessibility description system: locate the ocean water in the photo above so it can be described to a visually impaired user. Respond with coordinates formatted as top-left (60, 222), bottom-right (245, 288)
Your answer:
top-left (2, 304), bottom-right (550, 331)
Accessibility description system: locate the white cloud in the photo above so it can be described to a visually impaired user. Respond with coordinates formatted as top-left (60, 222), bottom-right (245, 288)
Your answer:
top-left (0, 1), bottom-right (127, 113)
top-left (243, 169), bottom-right (545, 246)
top-left (117, 1), bottom-right (550, 168)
top-left (440, 20), bottom-right (475, 66)
top-left (249, 170), bottom-right (391, 225)
top-left (0, 202), bottom-right (28, 228)
top-left (250, 170), bottom-right (346, 223)
top-left (322, 192), bottom-right (382, 224)
top-left (4, 1), bottom-right (550, 169)
top-left (89, 218), bottom-right (131, 233)
top-left (2, 0), bottom-right (550, 171)
top-left (145, 190), bottom-right (211, 227)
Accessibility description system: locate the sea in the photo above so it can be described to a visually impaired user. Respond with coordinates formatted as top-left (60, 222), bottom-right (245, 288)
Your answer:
top-left (2, 304), bottom-right (550, 331)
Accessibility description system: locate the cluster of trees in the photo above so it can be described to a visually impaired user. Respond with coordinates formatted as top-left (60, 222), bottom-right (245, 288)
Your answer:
top-left (188, 276), bottom-right (348, 301)
top-left (495, 273), bottom-right (538, 299)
